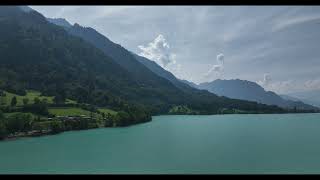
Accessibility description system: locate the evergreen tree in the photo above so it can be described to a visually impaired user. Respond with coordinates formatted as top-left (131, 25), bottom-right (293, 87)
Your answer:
top-left (53, 94), bottom-right (65, 105)
top-left (22, 98), bottom-right (29, 106)
top-left (11, 96), bottom-right (17, 107)
top-left (34, 97), bottom-right (40, 105)
top-left (0, 118), bottom-right (7, 139)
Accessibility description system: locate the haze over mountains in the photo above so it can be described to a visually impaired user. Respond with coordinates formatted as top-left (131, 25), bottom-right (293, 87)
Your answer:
top-left (196, 79), bottom-right (318, 110)
top-left (287, 90), bottom-right (320, 108)
top-left (47, 11), bottom-right (319, 111)
top-left (0, 6), bottom-right (289, 117)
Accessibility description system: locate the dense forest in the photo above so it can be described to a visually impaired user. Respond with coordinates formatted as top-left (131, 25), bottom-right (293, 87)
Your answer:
top-left (0, 89), bottom-right (152, 140)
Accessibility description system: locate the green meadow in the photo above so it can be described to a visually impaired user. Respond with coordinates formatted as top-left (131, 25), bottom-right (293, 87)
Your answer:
top-left (0, 90), bottom-right (76, 106)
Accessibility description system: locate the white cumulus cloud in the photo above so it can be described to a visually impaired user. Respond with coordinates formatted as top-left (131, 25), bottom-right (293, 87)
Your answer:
top-left (204, 53), bottom-right (225, 78)
top-left (257, 73), bottom-right (272, 87)
top-left (263, 73), bottom-right (272, 86)
top-left (216, 53), bottom-right (224, 64)
top-left (138, 34), bottom-right (184, 78)
top-left (304, 79), bottom-right (320, 90)
top-left (138, 34), bottom-right (176, 68)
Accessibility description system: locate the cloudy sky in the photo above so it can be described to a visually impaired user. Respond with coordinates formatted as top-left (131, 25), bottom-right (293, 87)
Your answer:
top-left (31, 6), bottom-right (320, 94)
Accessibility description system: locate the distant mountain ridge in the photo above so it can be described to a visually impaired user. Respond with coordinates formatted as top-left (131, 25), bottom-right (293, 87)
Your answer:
top-left (197, 79), bottom-right (318, 110)
top-left (280, 94), bottom-right (302, 102)
top-left (179, 79), bottom-right (198, 89)
top-left (287, 89), bottom-right (320, 108)
top-left (47, 18), bottom-right (72, 28)
top-left (18, 6), bottom-right (33, 13)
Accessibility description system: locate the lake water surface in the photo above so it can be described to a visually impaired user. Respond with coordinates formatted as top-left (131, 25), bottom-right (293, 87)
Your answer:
top-left (1, 113), bottom-right (320, 174)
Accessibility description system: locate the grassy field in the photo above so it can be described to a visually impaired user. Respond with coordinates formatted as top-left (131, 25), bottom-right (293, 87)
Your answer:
top-left (1, 90), bottom-right (116, 120)
top-left (48, 107), bottom-right (93, 116)
top-left (3, 112), bottom-right (45, 119)
top-left (0, 90), bottom-right (76, 106)
top-left (98, 108), bottom-right (117, 115)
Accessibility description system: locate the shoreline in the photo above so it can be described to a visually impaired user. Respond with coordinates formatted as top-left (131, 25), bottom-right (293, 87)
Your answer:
top-left (2, 112), bottom-right (320, 142)
top-left (3, 130), bottom-right (55, 141)
top-left (0, 118), bottom-right (152, 142)
top-left (165, 111), bottom-right (320, 116)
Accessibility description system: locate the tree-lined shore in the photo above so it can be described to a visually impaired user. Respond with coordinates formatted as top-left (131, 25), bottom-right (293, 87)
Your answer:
top-left (1, 89), bottom-right (317, 141)
top-left (0, 90), bottom-right (151, 140)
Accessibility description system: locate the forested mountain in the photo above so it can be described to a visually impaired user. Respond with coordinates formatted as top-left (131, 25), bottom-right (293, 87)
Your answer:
top-left (197, 79), bottom-right (318, 110)
top-left (49, 18), bottom-right (201, 95)
top-left (62, 22), bottom-right (177, 87)
top-left (0, 6), bottom-right (186, 111)
top-left (179, 79), bottom-right (198, 89)
top-left (0, 6), bottom-right (287, 116)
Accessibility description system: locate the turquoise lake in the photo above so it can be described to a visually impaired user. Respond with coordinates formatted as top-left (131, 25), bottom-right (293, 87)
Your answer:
top-left (1, 113), bottom-right (320, 174)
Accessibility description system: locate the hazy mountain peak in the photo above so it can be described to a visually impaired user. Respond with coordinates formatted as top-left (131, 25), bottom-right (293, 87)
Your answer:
top-left (198, 79), bottom-right (318, 110)
top-left (73, 23), bottom-right (82, 27)
top-left (287, 89), bottom-right (320, 108)
top-left (47, 18), bottom-right (72, 28)
top-left (18, 6), bottom-right (34, 13)
top-left (72, 23), bottom-right (94, 31)
top-left (201, 79), bottom-right (265, 92)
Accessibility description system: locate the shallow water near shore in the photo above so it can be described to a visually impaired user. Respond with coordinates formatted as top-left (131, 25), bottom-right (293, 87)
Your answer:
top-left (1, 113), bottom-right (320, 174)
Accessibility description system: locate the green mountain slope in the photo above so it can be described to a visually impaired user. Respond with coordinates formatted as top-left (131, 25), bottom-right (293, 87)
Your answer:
top-left (0, 6), bottom-right (286, 115)
top-left (0, 7), bottom-right (182, 108)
